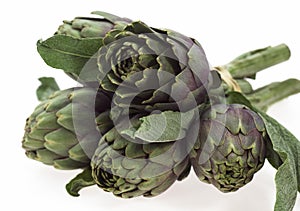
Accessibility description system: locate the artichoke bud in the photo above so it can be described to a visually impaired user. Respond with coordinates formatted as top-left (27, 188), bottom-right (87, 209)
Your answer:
top-left (22, 87), bottom-right (113, 170)
top-left (91, 117), bottom-right (191, 198)
top-left (56, 11), bottom-right (132, 38)
top-left (191, 104), bottom-right (267, 192)
top-left (97, 21), bottom-right (210, 113)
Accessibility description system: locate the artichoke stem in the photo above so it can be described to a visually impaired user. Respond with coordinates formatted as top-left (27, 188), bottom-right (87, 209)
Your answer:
top-left (246, 79), bottom-right (300, 111)
top-left (221, 44), bottom-right (291, 79)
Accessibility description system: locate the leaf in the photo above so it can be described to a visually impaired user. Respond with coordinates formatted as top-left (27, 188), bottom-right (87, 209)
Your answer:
top-left (265, 136), bottom-right (283, 169)
top-left (258, 112), bottom-right (300, 211)
top-left (226, 91), bottom-right (253, 108)
top-left (37, 35), bottom-right (102, 81)
top-left (122, 110), bottom-right (196, 143)
top-left (66, 167), bottom-right (96, 197)
top-left (36, 77), bottom-right (60, 101)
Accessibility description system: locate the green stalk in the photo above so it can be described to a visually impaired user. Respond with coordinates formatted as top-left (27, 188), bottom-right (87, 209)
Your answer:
top-left (221, 44), bottom-right (291, 79)
top-left (246, 79), bottom-right (300, 112)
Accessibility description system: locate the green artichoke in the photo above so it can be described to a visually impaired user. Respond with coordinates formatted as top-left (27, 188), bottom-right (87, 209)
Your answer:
top-left (22, 87), bottom-right (113, 170)
top-left (56, 11), bottom-right (132, 38)
top-left (191, 104), bottom-right (267, 192)
top-left (91, 116), bottom-right (194, 198)
top-left (95, 21), bottom-right (210, 114)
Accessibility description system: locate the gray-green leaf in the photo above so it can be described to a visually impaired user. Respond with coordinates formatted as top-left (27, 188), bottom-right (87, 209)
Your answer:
top-left (258, 112), bottom-right (300, 211)
top-left (36, 77), bottom-right (60, 101)
top-left (122, 110), bottom-right (196, 143)
top-left (66, 167), bottom-right (96, 197)
top-left (37, 35), bottom-right (102, 81)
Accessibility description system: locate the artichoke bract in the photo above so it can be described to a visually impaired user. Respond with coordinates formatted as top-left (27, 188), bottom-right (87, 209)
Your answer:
top-left (191, 104), bottom-right (267, 192)
top-left (91, 116), bottom-right (194, 198)
top-left (95, 21), bottom-right (210, 114)
top-left (22, 87), bottom-right (113, 170)
top-left (56, 11), bottom-right (132, 38)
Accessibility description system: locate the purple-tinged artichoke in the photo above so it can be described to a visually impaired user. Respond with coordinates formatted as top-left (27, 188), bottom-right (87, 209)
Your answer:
top-left (191, 104), bottom-right (267, 192)
top-left (96, 21), bottom-right (210, 114)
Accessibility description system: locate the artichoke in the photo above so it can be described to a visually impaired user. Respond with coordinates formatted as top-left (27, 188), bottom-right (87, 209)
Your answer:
top-left (56, 11), bottom-right (132, 38)
top-left (94, 21), bottom-right (210, 114)
top-left (91, 116), bottom-right (194, 198)
top-left (56, 12), bottom-right (211, 114)
top-left (191, 104), bottom-right (267, 192)
top-left (22, 87), bottom-right (113, 170)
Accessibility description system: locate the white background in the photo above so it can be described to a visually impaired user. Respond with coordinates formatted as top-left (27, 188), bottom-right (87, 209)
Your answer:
top-left (1, 0), bottom-right (300, 210)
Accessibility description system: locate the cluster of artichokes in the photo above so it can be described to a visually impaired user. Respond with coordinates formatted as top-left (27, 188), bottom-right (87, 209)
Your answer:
top-left (22, 11), bottom-right (300, 209)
